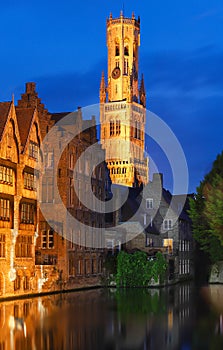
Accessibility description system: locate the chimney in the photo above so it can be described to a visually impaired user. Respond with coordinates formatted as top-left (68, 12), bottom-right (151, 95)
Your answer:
top-left (152, 173), bottom-right (163, 189)
top-left (26, 82), bottom-right (36, 94)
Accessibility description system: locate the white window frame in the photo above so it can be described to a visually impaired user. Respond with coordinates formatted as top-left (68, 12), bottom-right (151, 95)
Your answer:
top-left (146, 198), bottom-right (153, 209)
top-left (163, 219), bottom-right (173, 230)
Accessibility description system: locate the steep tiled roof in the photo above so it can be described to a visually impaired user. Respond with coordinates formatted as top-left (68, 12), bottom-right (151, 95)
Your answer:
top-left (16, 107), bottom-right (35, 148)
top-left (0, 102), bottom-right (11, 140)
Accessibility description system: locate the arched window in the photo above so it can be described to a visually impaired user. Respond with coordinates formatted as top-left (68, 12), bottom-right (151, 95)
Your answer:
top-left (116, 120), bottom-right (121, 135)
top-left (124, 46), bottom-right (129, 56)
top-left (124, 59), bottom-right (129, 75)
top-left (110, 120), bottom-right (115, 136)
top-left (115, 44), bottom-right (120, 56)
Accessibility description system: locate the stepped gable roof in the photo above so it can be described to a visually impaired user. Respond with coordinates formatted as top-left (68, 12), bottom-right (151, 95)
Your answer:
top-left (0, 102), bottom-right (11, 140)
top-left (16, 107), bottom-right (35, 148)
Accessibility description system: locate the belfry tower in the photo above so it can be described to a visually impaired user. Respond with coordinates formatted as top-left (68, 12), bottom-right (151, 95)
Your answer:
top-left (100, 12), bottom-right (148, 187)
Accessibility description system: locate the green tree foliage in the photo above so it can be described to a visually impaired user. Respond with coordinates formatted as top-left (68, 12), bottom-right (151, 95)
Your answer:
top-left (115, 251), bottom-right (167, 287)
top-left (189, 151), bottom-right (223, 263)
top-left (205, 174), bottom-right (223, 244)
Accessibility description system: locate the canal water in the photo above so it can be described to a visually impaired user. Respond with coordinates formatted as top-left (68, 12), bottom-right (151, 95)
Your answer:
top-left (0, 283), bottom-right (223, 350)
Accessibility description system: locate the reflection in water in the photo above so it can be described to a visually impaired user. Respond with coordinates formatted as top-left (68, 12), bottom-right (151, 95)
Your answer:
top-left (0, 284), bottom-right (223, 349)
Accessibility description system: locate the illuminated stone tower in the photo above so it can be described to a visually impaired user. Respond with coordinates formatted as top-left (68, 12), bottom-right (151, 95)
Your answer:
top-left (100, 11), bottom-right (148, 187)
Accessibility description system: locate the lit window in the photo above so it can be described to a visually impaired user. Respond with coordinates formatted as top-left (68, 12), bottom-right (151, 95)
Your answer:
top-left (21, 203), bottom-right (34, 224)
top-left (15, 235), bottom-right (32, 257)
top-left (29, 142), bottom-right (38, 160)
top-left (23, 276), bottom-right (30, 290)
top-left (24, 172), bottom-right (36, 190)
top-left (14, 276), bottom-right (21, 291)
top-left (0, 166), bottom-right (13, 184)
top-left (163, 238), bottom-right (173, 253)
top-left (0, 198), bottom-right (10, 221)
top-left (146, 198), bottom-right (153, 209)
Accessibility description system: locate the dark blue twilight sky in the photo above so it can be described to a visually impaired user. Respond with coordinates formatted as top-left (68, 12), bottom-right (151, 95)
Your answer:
top-left (0, 0), bottom-right (223, 193)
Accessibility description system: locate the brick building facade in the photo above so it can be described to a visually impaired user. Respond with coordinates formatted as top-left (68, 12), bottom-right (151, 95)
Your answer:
top-left (0, 83), bottom-right (106, 298)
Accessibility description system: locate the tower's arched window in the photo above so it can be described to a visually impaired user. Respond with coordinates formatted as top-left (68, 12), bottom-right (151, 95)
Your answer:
top-left (134, 121), bottom-right (138, 138)
top-left (124, 59), bottom-right (129, 75)
top-left (124, 46), bottom-right (129, 56)
top-left (116, 120), bottom-right (121, 135)
top-left (133, 43), bottom-right (136, 58)
top-left (115, 44), bottom-right (120, 56)
top-left (110, 120), bottom-right (115, 136)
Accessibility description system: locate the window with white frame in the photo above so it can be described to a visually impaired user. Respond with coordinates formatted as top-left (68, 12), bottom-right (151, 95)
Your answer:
top-left (40, 222), bottom-right (54, 249)
top-left (163, 219), bottom-right (173, 230)
top-left (47, 152), bottom-right (54, 168)
top-left (146, 237), bottom-right (153, 247)
top-left (146, 198), bottom-right (153, 209)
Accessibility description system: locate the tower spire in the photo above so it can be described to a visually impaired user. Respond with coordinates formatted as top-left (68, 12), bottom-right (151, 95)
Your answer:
top-left (139, 74), bottom-right (146, 107)
top-left (99, 71), bottom-right (106, 103)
